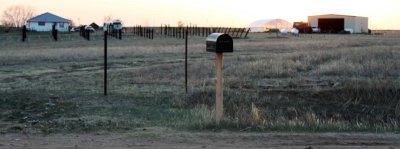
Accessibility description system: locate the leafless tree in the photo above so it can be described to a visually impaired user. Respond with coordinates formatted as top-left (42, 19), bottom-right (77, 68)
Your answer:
top-left (68, 19), bottom-right (76, 27)
top-left (103, 15), bottom-right (123, 24)
top-left (177, 21), bottom-right (185, 27)
top-left (0, 5), bottom-right (35, 28)
top-left (103, 15), bottom-right (113, 22)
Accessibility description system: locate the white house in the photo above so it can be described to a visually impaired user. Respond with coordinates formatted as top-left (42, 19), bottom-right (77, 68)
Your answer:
top-left (27, 12), bottom-right (70, 32)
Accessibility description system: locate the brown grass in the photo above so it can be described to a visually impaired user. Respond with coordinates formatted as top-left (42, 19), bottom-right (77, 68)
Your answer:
top-left (0, 31), bottom-right (399, 133)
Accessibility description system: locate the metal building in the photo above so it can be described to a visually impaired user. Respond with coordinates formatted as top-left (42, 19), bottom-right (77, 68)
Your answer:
top-left (308, 14), bottom-right (368, 33)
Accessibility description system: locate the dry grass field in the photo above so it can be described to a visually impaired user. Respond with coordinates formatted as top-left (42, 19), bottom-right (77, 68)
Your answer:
top-left (0, 31), bottom-right (399, 139)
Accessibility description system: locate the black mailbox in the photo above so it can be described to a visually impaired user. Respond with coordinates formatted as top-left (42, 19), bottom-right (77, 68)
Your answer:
top-left (206, 33), bottom-right (233, 53)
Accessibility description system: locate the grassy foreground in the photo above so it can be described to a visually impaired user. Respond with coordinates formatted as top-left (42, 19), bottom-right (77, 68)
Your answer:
top-left (0, 32), bottom-right (399, 133)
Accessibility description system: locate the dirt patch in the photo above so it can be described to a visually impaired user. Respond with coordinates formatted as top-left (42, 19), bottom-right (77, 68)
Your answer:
top-left (0, 128), bottom-right (399, 149)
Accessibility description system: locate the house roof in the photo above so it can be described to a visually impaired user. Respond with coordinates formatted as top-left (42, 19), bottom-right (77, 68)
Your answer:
top-left (89, 22), bottom-right (100, 29)
top-left (27, 12), bottom-right (70, 23)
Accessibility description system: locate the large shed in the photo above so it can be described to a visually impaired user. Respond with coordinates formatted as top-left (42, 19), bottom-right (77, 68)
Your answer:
top-left (249, 19), bottom-right (292, 32)
top-left (27, 12), bottom-right (70, 32)
top-left (308, 14), bottom-right (368, 33)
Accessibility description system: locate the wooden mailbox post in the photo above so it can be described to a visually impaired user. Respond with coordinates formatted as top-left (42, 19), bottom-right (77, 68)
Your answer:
top-left (206, 33), bottom-right (233, 124)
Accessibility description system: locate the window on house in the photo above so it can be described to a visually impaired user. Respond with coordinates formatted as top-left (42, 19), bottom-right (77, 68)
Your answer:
top-left (59, 23), bottom-right (64, 28)
top-left (38, 22), bottom-right (45, 26)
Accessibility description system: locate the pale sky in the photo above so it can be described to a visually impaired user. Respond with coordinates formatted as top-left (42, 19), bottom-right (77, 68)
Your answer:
top-left (0, 0), bottom-right (399, 29)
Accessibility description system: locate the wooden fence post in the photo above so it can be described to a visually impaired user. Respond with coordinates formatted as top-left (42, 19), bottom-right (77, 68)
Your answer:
top-left (119, 29), bottom-right (122, 40)
top-left (244, 28), bottom-right (251, 38)
top-left (185, 29), bottom-right (188, 93)
top-left (52, 24), bottom-right (58, 41)
top-left (178, 27), bottom-right (181, 39)
top-left (22, 25), bottom-right (27, 42)
top-left (160, 24), bottom-right (163, 36)
top-left (152, 29), bottom-right (154, 39)
top-left (239, 28), bottom-right (245, 38)
top-left (148, 28), bottom-right (150, 39)
top-left (173, 27), bottom-right (175, 38)
top-left (87, 30), bottom-right (90, 41)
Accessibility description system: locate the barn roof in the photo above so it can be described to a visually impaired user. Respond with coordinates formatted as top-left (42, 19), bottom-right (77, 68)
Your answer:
top-left (309, 14), bottom-right (367, 18)
top-left (28, 12), bottom-right (70, 23)
top-left (248, 19), bottom-right (292, 32)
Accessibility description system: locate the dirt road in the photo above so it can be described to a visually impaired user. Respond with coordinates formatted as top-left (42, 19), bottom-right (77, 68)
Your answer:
top-left (0, 128), bottom-right (399, 149)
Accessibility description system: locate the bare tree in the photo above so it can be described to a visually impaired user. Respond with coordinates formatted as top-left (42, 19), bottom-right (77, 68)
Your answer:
top-left (103, 15), bottom-right (113, 22)
top-left (1, 5), bottom-right (35, 28)
top-left (103, 15), bottom-right (123, 24)
top-left (177, 21), bottom-right (185, 27)
top-left (68, 19), bottom-right (76, 27)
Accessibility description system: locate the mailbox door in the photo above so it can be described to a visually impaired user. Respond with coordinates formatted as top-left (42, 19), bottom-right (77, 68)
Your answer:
top-left (216, 35), bottom-right (233, 53)
top-left (206, 33), bottom-right (233, 53)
